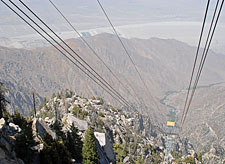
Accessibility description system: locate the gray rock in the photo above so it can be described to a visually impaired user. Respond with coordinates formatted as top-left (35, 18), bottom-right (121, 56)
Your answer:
top-left (0, 159), bottom-right (24, 164)
top-left (94, 132), bottom-right (116, 163)
top-left (9, 123), bottom-right (21, 132)
top-left (123, 156), bottom-right (130, 163)
top-left (0, 118), bottom-right (5, 130)
top-left (95, 137), bottom-right (110, 164)
top-left (0, 137), bottom-right (11, 152)
top-left (65, 113), bottom-right (88, 131)
top-left (32, 118), bottom-right (57, 140)
top-left (0, 148), bottom-right (6, 159)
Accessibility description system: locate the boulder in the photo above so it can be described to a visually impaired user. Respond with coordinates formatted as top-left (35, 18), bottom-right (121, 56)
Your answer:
top-left (0, 118), bottom-right (5, 130)
top-left (91, 100), bottom-right (101, 105)
top-left (9, 123), bottom-right (21, 132)
top-left (123, 156), bottom-right (130, 163)
top-left (0, 137), bottom-right (12, 152)
top-left (94, 132), bottom-right (116, 163)
top-left (0, 147), bottom-right (6, 159)
top-left (65, 113), bottom-right (88, 131)
top-left (32, 118), bottom-right (57, 140)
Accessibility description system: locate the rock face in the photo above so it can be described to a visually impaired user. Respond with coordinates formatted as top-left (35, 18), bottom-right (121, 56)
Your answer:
top-left (32, 118), bottom-right (57, 140)
top-left (0, 118), bottom-right (24, 164)
top-left (94, 132), bottom-right (116, 163)
top-left (62, 113), bottom-right (88, 131)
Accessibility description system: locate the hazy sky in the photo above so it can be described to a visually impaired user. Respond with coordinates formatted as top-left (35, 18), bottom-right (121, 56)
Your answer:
top-left (0, 0), bottom-right (220, 25)
top-left (0, 0), bottom-right (224, 53)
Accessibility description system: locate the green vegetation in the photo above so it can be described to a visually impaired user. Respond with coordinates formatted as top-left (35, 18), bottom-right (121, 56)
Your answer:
top-left (51, 120), bottom-right (65, 140)
top-left (97, 97), bottom-right (104, 105)
top-left (11, 110), bottom-right (38, 164)
top-left (41, 121), bottom-right (83, 163)
top-left (38, 97), bottom-right (47, 110)
top-left (197, 152), bottom-right (203, 162)
top-left (65, 89), bottom-right (73, 98)
top-left (111, 107), bottom-right (118, 112)
top-left (64, 124), bottom-right (83, 162)
top-left (92, 119), bottom-right (105, 132)
top-left (171, 150), bottom-right (182, 160)
top-left (57, 92), bottom-right (61, 99)
top-left (11, 109), bottom-right (28, 129)
top-left (0, 82), bottom-right (8, 118)
top-left (51, 93), bottom-right (56, 99)
top-left (72, 96), bottom-right (77, 102)
top-left (113, 144), bottom-right (128, 163)
top-left (72, 105), bottom-right (88, 119)
top-left (97, 112), bottom-right (105, 117)
top-left (82, 127), bottom-right (99, 164)
top-left (40, 134), bottom-right (71, 164)
top-left (183, 156), bottom-right (195, 164)
top-left (135, 156), bottom-right (144, 164)
top-left (72, 105), bottom-right (80, 116)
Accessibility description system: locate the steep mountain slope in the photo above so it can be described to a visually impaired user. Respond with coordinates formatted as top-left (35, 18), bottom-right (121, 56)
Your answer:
top-left (1, 33), bottom-right (225, 162)
top-left (0, 33), bottom-right (225, 122)
top-left (164, 83), bottom-right (225, 163)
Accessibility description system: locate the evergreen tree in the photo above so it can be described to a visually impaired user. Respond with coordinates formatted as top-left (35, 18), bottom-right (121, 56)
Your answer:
top-left (51, 120), bottom-right (65, 140)
top-left (82, 127), bottom-right (99, 164)
top-left (197, 152), bottom-right (203, 162)
top-left (113, 144), bottom-right (128, 163)
top-left (12, 109), bottom-right (27, 129)
top-left (14, 111), bottom-right (37, 164)
top-left (135, 156), bottom-right (144, 164)
top-left (40, 133), bottom-right (71, 164)
top-left (0, 82), bottom-right (8, 118)
top-left (183, 156), bottom-right (195, 164)
top-left (64, 123), bottom-right (83, 162)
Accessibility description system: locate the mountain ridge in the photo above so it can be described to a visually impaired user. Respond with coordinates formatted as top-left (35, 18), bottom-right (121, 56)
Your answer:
top-left (1, 34), bottom-right (225, 163)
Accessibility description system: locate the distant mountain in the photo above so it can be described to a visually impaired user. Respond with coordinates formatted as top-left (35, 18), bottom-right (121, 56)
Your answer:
top-left (1, 33), bottom-right (225, 116)
top-left (1, 33), bottom-right (225, 162)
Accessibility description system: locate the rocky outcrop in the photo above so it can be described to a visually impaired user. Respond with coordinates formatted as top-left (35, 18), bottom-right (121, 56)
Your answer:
top-left (62, 113), bottom-right (88, 131)
top-left (94, 132), bottom-right (116, 163)
top-left (32, 118), bottom-right (57, 141)
top-left (0, 118), bottom-right (24, 164)
top-left (36, 92), bottom-right (165, 163)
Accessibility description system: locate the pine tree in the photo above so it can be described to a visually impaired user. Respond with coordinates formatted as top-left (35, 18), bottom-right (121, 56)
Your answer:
top-left (65, 123), bottom-right (83, 162)
top-left (51, 120), bottom-right (65, 140)
top-left (14, 111), bottom-right (37, 164)
top-left (0, 82), bottom-right (8, 118)
top-left (82, 127), bottom-right (99, 164)
top-left (40, 133), bottom-right (71, 164)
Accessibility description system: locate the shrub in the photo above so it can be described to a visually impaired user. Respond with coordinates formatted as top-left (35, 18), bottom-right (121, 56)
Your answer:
top-left (113, 144), bottom-right (128, 163)
top-left (183, 156), bottom-right (195, 164)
